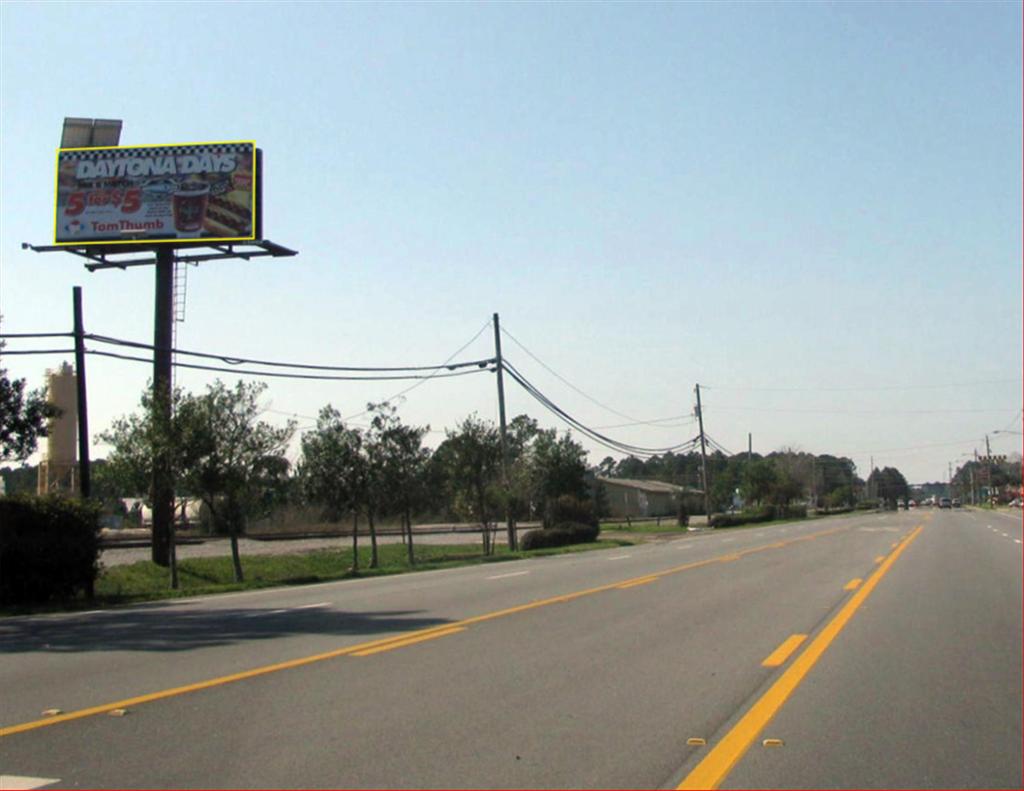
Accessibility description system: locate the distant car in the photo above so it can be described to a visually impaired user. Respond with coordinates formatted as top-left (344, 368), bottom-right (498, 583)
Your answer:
top-left (1009, 499), bottom-right (1022, 508)
top-left (939, 497), bottom-right (952, 509)
top-left (952, 498), bottom-right (961, 508)
top-left (908, 500), bottom-right (917, 508)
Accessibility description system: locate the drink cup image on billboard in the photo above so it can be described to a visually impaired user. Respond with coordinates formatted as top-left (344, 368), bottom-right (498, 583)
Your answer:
top-left (172, 180), bottom-right (210, 236)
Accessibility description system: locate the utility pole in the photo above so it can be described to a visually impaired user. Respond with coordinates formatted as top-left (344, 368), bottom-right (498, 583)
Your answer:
top-left (493, 313), bottom-right (516, 551)
top-left (984, 434), bottom-right (993, 504)
top-left (695, 384), bottom-right (711, 521)
top-left (72, 287), bottom-right (91, 499)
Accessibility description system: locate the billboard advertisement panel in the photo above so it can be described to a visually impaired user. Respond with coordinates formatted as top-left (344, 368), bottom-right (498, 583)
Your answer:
top-left (54, 141), bottom-right (256, 245)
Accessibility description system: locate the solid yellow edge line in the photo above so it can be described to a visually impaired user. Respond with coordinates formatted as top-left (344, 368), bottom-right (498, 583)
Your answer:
top-left (677, 524), bottom-right (924, 790)
top-left (0, 525), bottom-right (847, 739)
top-left (351, 626), bottom-right (466, 657)
top-left (760, 634), bottom-right (808, 668)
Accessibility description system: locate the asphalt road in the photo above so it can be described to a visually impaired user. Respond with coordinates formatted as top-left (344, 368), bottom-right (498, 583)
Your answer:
top-left (1, 508), bottom-right (1020, 789)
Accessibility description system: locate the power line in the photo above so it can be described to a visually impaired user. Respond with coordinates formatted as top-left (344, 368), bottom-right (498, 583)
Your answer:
top-left (0, 348), bottom-right (76, 356)
top-left (85, 332), bottom-right (494, 373)
top-left (500, 325), bottom-right (677, 426)
top-left (703, 404), bottom-right (1015, 416)
top-left (502, 359), bottom-right (699, 457)
top-left (703, 379), bottom-right (1020, 393)
top-left (88, 349), bottom-right (494, 382)
top-left (342, 319), bottom-right (494, 421)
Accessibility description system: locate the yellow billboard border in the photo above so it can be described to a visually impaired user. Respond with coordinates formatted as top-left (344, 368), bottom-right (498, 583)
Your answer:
top-left (53, 140), bottom-right (258, 246)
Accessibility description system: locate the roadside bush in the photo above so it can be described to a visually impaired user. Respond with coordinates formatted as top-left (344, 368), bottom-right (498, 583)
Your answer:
top-left (521, 521), bottom-right (600, 550)
top-left (709, 506), bottom-right (775, 528)
top-left (0, 495), bottom-right (101, 606)
top-left (677, 498), bottom-right (689, 528)
top-left (543, 496), bottom-right (598, 529)
top-left (855, 499), bottom-right (880, 510)
top-left (775, 504), bottom-right (807, 520)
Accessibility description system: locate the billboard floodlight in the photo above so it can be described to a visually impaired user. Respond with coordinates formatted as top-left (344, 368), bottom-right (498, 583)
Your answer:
top-left (61, 117), bottom-right (122, 148)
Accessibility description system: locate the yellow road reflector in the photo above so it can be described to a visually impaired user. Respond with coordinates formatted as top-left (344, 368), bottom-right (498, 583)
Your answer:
top-left (41, 709), bottom-right (62, 717)
top-left (762, 738), bottom-right (784, 747)
top-left (108, 709), bottom-right (129, 717)
top-left (351, 626), bottom-right (466, 657)
top-left (687, 738), bottom-right (707, 746)
top-left (761, 634), bottom-right (807, 667)
top-left (844, 578), bottom-right (862, 591)
top-left (719, 554), bottom-right (741, 563)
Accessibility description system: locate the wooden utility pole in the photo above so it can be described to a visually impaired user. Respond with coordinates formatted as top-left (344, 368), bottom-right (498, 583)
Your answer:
top-left (493, 313), bottom-right (516, 551)
top-left (695, 384), bottom-right (711, 521)
top-left (72, 287), bottom-right (91, 499)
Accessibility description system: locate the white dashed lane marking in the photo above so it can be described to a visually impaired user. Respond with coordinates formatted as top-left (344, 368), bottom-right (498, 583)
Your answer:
top-left (486, 571), bottom-right (530, 580)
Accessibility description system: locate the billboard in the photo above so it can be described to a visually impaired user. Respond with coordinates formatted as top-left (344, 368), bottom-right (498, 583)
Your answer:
top-left (54, 141), bottom-right (257, 245)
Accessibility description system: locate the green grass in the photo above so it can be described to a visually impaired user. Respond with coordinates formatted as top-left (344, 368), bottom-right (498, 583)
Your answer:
top-left (2, 538), bottom-right (635, 615)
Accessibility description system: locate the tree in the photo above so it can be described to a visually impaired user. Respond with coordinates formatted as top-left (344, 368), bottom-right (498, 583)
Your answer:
top-left (868, 466), bottom-right (910, 509)
top-left (742, 459), bottom-right (777, 506)
top-left (175, 381), bottom-right (295, 582)
top-left (365, 402), bottom-right (430, 566)
top-left (298, 405), bottom-right (366, 572)
top-left (525, 429), bottom-right (589, 526)
top-left (437, 415), bottom-right (503, 555)
top-left (0, 353), bottom-right (59, 462)
top-left (98, 386), bottom-right (191, 566)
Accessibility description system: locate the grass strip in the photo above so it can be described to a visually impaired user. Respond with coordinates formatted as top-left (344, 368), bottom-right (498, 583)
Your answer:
top-left (2, 539), bottom-right (633, 616)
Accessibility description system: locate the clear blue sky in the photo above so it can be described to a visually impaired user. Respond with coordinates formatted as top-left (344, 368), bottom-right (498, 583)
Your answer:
top-left (1, 1), bottom-right (1021, 484)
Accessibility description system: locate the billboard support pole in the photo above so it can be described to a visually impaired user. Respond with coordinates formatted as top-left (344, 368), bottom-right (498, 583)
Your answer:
top-left (152, 247), bottom-right (175, 571)
top-left (72, 287), bottom-right (91, 499)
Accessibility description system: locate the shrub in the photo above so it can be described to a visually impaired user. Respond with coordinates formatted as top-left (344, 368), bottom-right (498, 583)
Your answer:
top-left (544, 496), bottom-right (598, 529)
top-left (677, 498), bottom-right (689, 528)
top-left (710, 506), bottom-right (773, 528)
top-left (775, 504), bottom-right (807, 520)
top-left (0, 495), bottom-right (101, 606)
top-left (521, 521), bottom-right (600, 550)
top-left (855, 499), bottom-right (880, 510)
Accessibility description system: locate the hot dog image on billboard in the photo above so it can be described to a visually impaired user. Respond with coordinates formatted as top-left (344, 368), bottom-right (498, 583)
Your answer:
top-left (54, 141), bottom-right (256, 244)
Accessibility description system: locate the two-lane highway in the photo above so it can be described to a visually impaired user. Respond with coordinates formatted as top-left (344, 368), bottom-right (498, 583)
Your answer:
top-left (1, 508), bottom-right (1019, 788)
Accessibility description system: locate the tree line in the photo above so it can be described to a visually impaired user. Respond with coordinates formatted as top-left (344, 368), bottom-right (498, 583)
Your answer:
top-left (91, 380), bottom-right (594, 580)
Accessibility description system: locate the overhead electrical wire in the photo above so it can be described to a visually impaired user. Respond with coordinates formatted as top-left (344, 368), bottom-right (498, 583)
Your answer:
top-left (703, 379), bottom-right (1020, 393)
top-left (87, 349), bottom-right (494, 382)
top-left (343, 319), bottom-right (495, 421)
top-left (500, 325), bottom-right (682, 427)
top-left (502, 358), bottom-right (699, 457)
top-left (85, 333), bottom-right (494, 373)
top-left (0, 348), bottom-right (76, 356)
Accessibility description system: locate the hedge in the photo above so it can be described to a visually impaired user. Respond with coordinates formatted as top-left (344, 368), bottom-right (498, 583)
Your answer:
top-left (521, 521), bottom-right (600, 550)
top-left (0, 495), bottom-right (101, 606)
top-left (709, 504), bottom-right (808, 528)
